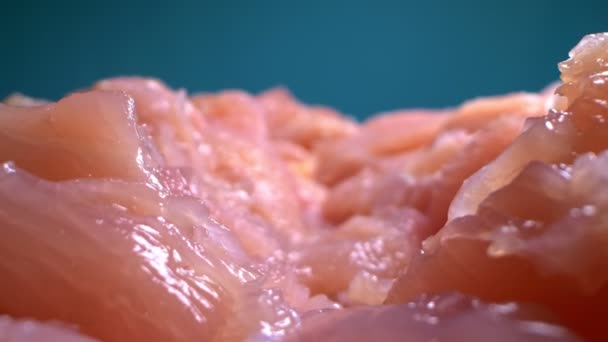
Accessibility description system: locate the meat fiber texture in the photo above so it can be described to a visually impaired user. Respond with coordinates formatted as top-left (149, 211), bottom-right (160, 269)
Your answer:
top-left (1, 33), bottom-right (607, 341)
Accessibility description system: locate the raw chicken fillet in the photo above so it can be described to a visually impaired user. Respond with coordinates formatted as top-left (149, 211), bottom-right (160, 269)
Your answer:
top-left (0, 33), bottom-right (606, 341)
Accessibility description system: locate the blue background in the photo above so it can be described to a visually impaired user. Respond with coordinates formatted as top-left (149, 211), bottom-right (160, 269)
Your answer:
top-left (2, 0), bottom-right (607, 119)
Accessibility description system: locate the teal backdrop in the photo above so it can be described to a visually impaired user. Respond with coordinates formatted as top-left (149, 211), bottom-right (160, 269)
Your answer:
top-left (2, 0), bottom-right (607, 119)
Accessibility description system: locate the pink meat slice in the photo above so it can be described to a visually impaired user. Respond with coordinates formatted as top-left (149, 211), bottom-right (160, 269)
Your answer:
top-left (0, 88), bottom-right (305, 341)
top-left (387, 33), bottom-right (608, 341)
top-left (449, 33), bottom-right (608, 220)
top-left (0, 91), bottom-right (157, 182)
top-left (289, 207), bottom-right (431, 305)
top-left (0, 165), bottom-right (249, 341)
top-left (321, 94), bottom-right (547, 235)
top-left (96, 78), bottom-right (305, 256)
top-left (258, 87), bottom-right (358, 150)
top-left (315, 111), bottom-right (445, 186)
top-left (191, 90), bottom-right (268, 144)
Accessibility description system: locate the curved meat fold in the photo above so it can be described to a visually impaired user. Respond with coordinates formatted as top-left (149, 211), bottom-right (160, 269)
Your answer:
top-left (1, 33), bottom-right (607, 341)
top-left (0, 165), bottom-right (246, 341)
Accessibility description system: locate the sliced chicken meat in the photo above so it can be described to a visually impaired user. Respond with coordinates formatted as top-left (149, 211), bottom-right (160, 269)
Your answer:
top-left (1, 33), bottom-right (607, 341)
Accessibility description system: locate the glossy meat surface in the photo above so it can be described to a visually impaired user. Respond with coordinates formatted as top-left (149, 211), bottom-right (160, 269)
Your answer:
top-left (2, 33), bottom-right (608, 341)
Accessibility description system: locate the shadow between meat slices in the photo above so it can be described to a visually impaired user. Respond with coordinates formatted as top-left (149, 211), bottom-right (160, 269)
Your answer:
top-left (285, 293), bottom-right (578, 342)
